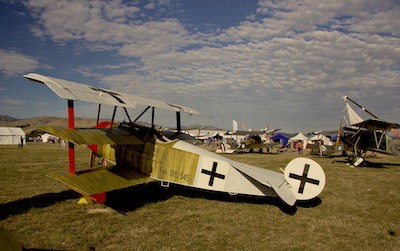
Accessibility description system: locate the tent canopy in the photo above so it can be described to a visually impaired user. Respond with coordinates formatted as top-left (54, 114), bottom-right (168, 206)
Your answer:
top-left (271, 134), bottom-right (289, 146)
top-left (310, 134), bottom-right (333, 145)
top-left (0, 127), bottom-right (25, 145)
top-left (41, 133), bottom-right (58, 143)
top-left (290, 133), bottom-right (309, 149)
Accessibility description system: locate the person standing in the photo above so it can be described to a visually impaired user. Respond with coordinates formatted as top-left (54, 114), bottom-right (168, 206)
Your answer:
top-left (19, 136), bottom-right (24, 148)
top-left (296, 141), bottom-right (302, 154)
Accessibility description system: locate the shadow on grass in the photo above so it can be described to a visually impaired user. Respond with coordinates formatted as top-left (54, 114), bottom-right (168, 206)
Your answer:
top-left (331, 158), bottom-right (399, 168)
top-left (1, 182), bottom-right (301, 220)
top-left (104, 182), bottom-right (174, 214)
top-left (296, 197), bottom-right (322, 208)
top-left (0, 191), bottom-right (79, 220)
top-left (105, 182), bottom-right (298, 215)
top-left (363, 161), bottom-right (400, 168)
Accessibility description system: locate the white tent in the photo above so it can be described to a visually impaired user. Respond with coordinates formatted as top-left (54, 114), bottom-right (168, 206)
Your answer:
top-left (0, 127), bottom-right (25, 145)
top-left (41, 133), bottom-right (58, 143)
top-left (310, 134), bottom-right (333, 146)
top-left (290, 132), bottom-right (308, 149)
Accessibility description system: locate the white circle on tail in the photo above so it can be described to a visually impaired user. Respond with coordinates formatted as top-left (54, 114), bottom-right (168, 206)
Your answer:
top-left (284, 157), bottom-right (326, 201)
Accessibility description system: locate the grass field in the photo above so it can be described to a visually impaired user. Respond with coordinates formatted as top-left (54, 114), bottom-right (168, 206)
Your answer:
top-left (1, 143), bottom-right (399, 250)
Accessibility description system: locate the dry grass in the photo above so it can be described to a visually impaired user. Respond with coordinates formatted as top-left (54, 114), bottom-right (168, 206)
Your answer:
top-left (1, 143), bottom-right (399, 250)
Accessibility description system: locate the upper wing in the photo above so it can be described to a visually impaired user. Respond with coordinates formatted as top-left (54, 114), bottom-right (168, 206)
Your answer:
top-left (351, 118), bottom-right (400, 131)
top-left (40, 125), bottom-right (144, 145)
top-left (24, 73), bottom-right (201, 115)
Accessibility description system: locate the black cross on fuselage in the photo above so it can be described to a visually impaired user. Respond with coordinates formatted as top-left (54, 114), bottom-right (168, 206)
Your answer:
top-left (289, 164), bottom-right (320, 194)
top-left (91, 87), bottom-right (126, 104)
top-left (201, 162), bottom-right (225, 186)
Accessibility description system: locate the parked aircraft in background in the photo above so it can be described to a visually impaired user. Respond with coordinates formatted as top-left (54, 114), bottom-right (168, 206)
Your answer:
top-left (220, 120), bottom-right (280, 153)
top-left (338, 96), bottom-right (399, 166)
top-left (24, 73), bottom-right (326, 208)
top-left (184, 126), bottom-right (227, 141)
top-left (226, 120), bottom-right (280, 136)
top-left (306, 131), bottom-right (339, 157)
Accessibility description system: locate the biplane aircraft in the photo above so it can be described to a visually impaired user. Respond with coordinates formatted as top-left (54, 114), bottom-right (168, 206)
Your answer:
top-left (338, 96), bottom-right (400, 166)
top-left (24, 73), bottom-right (326, 207)
top-left (221, 120), bottom-right (280, 153)
top-left (307, 132), bottom-right (337, 157)
top-left (226, 120), bottom-right (280, 137)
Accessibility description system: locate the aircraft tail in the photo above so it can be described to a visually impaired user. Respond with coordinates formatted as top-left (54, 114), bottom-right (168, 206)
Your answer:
top-left (231, 162), bottom-right (297, 206)
top-left (232, 120), bottom-right (238, 133)
top-left (232, 158), bottom-right (325, 205)
top-left (283, 158), bottom-right (326, 201)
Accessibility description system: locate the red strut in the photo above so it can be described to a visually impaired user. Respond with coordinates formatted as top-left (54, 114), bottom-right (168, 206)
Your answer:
top-left (67, 100), bottom-right (76, 174)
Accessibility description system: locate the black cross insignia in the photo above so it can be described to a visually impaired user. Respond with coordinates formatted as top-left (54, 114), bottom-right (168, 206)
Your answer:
top-left (201, 162), bottom-right (225, 186)
top-left (289, 164), bottom-right (320, 194)
top-left (91, 87), bottom-right (126, 104)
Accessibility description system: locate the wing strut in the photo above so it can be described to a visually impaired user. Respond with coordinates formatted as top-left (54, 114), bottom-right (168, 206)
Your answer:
top-left (123, 107), bottom-right (133, 124)
top-left (151, 107), bottom-right (155, 129)
top-left (90, 104), bottom-right (102, 167)
top-left (176, 111), bottom-right (181, 133)
top-left (67, 100), bottom-right (76, 174)
top-left (96, 104), bottom-right (101, 125)
top-left (133, 106), bottom-right (151, 124)
top-left (110, 106), bottom-right (117, 129)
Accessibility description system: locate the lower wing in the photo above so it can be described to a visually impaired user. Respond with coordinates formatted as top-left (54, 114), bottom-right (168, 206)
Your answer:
top-left (47, 165), bottom-right (153, 196)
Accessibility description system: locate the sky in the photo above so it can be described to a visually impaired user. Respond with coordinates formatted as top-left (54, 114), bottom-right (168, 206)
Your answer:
top-left (0, 0), bottom-right (399, 133)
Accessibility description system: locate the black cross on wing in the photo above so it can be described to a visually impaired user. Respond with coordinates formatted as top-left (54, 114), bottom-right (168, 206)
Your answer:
top-left (201, 161), bottom-right (225, 186)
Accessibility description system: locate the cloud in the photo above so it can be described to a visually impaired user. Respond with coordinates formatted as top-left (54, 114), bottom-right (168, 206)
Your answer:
top-left (25, 0), bottom-right (194, 57)
top-left (17, 0), bottom-right (400, 131)
top-left (94, 22), bottom-right (399, 130)
top-left (255, 0), bottom-right (399, 36)
top-left (26, 0), bottom-right (140, 42)
top-left (0, 50), bottom-right (40, 76)
top-left (348, 8), bottom-right (400, 36)
top-left (1, 97), bottom-right (27, 105)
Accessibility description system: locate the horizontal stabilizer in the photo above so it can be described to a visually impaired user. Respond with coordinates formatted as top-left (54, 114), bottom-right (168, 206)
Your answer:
top-left (231, 162), bottom-right (296, 206)
top-left (40, 126), bottom-right (143, 145)
top-left (47, 165), bottom-right (152, 196)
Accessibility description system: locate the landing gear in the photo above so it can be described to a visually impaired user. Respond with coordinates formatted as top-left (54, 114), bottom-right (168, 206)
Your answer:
top-left (349, 156), bottom-right (366, 167)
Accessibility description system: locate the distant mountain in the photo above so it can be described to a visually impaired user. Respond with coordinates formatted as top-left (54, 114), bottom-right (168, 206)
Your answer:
top-left (1, 115), bottom-right (301, 136)
top-left (0, 115), bottom-right (18, 123)
top-left (182, 124), bottom-right (224, 130)
top-left (0, 116), bottom-right (100, 134)
top-left (0, 115), bottom-right (228, 135)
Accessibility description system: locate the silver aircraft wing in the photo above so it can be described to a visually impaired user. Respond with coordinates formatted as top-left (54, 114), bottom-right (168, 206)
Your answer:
top-left (24, 73), bottom-right (201, 115)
